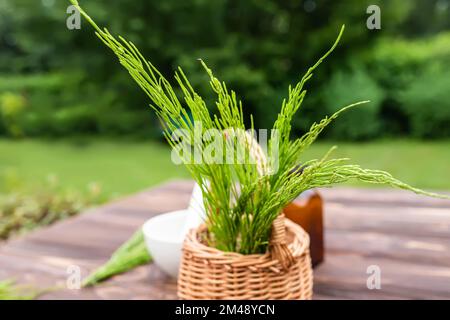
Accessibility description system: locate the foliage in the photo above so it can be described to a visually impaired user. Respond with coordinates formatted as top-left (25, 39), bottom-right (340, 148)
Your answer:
top-left (0, 0), bottom-right (449, 139)
top-left (0, 280), bottom-right (37, 300)
top-left (397, 66), bottom-right (450, 138)
top-left (322, 67), bottom-right (384, 140)
top-left (73, 1), bottom-right (448, 255)
top-left (0, 91), bottom-right (27, 137)
top-left (367, 32), bottom-right (450, 136)
top-left (0, 182), bottom-right (103, 240)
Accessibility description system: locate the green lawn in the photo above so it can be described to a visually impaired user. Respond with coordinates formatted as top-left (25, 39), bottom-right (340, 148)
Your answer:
top-left (1, 139), bottom-right (449, 199)
top-left (301, 140), bottom-right (450, 191)
top-left (0, 138), bottom-right (189, 198)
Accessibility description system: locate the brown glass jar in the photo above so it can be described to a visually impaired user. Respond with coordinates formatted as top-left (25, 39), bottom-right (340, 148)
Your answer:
top-left (284, 189), bottom-right (324, 267)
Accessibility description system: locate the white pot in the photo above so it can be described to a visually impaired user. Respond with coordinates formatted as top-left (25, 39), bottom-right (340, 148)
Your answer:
top-left (142, 210), bottom-right (187, 278)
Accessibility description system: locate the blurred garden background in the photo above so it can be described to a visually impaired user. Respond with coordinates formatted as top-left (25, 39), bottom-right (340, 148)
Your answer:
top-left (0, 0), bottom-right (449, 239)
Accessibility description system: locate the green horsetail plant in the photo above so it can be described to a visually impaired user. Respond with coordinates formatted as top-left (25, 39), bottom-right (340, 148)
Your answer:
top-left (82, 229), bottom-right (151, 287)
top-left (0, 279), bottom-right (38, 300)
top-left (71, 0), bottom-right (449, 255)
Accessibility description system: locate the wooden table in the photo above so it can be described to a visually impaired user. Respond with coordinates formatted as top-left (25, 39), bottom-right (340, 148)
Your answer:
top-left (1, 180), bottom-right (449, 299)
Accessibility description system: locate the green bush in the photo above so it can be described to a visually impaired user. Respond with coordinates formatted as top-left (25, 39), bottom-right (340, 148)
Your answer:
top-left (366, 32), bottom-right (450, 137)
top-left (51, 105), bottom-right (97, 135)
top-left (96, 108), bottom-right (157, 137)
top-left (0, 72), bottom-right (150, 137)
top-left (322, 67), bottom-right (385, 140)
top-left (397, 66), bottom-right (450, 138)
top-left (369, 32), bottom-right (450, 91)
top-left (0, 92), bottom-right (27, 137)
top-left (0, 73), bottom-right (81, 137)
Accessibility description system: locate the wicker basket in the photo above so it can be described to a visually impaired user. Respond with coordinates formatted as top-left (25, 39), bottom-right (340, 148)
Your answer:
top-left (177, 214), bottom-right (313, 300)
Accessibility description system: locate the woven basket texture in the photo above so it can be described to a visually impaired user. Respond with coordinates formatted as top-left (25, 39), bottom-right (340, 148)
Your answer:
top-left (178, 215), bottom-right (313, 300)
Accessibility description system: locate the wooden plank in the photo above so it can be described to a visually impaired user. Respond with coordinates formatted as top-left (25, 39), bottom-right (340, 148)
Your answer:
top-left (39, 265), bottom-right (179, 300)
top-left (324, 202), bottom-right (450, 239)
top-left (314, 253), bottom-right (450, 299)
top-left (325, 229), bottom-right (450, 268)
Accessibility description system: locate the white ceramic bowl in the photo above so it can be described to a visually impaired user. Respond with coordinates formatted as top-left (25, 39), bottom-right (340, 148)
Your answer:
top-left (142, 210), bottom-right (187, 278)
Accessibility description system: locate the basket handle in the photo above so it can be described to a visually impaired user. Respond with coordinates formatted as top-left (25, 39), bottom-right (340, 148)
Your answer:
top-left (269, 213), bottom-right (295, 270)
